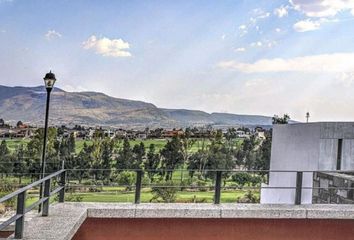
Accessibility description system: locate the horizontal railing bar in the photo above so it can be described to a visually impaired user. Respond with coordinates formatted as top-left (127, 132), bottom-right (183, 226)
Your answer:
top-left (25, 197), bottom-right (49, 214)
top-left (0, 170), bottom-right (65, 204)
top-left (50, 186), bottom-right (64, 196)
top-left (0, 214), bottom-right (21, 231)
top-left (65, 184), bottom-right (354, 190)
top-left (64, 169), bottom-right (354, 173)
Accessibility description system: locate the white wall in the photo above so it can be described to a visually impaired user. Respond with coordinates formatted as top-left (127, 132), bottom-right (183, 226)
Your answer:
top-left (261, 122), bottom-right (354, 204)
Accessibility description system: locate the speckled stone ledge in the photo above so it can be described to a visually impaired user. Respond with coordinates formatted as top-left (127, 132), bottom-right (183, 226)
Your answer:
top-left (3, 203), bottom-right (354, 239)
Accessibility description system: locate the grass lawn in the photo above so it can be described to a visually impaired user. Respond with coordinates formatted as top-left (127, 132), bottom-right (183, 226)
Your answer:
top-left (67, 189), bottom-right (253, 204)
top-left (4, 138), bottom-right (244, 154)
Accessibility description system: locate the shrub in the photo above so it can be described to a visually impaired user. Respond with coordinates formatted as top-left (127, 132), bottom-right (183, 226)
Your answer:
top-left (231, 172), bottom-right (252, 188)
top-left (117, 171), bottom-right (135, 191)
top-left (236, 191), bottom-right (260, 203)
top-left (150, 181), bottom-right (177, 203)
top-left (0, 179), bottom-right (16, 209)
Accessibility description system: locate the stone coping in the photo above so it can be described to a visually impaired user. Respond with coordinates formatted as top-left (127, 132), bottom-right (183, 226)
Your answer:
top-left (2, 203), bottom-right (354, 240)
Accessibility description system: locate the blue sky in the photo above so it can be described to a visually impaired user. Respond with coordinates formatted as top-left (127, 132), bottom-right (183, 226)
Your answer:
top-left (1, 0), bottom-right (354, 121)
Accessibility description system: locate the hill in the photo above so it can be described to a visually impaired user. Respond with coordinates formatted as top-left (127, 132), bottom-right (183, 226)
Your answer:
top-left (0, 85), bottom-right (274, 128)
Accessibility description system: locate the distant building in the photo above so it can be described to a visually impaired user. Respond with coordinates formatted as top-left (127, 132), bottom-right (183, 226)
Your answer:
top-left (261, 122), bottom-right (354, 204)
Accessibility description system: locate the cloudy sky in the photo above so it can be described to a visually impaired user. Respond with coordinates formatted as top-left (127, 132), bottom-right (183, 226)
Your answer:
top-left (1, 0), bottom-right (354, 122)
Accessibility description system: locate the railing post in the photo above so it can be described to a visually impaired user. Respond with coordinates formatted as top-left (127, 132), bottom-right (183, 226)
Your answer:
top-left (295, 171), bottom-right (303, 205)
top-left (42, 178), bottom-right (51, 216)
top-left (134, 170), bottom-right (143, 204)
top-left (214, 171), bottom-right (222, 204)
top-left (59, 170), bottom-right (66, 203)
top-left (15, 191), bottom-right (26, 239)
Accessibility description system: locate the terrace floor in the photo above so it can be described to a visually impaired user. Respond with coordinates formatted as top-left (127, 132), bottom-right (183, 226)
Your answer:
top-left (3, 203), bottom-right (354, 240)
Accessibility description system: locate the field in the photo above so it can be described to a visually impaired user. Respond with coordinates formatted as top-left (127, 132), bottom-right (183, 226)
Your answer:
top-left (4, 138), bottom-right (243, 154)
top-left (22, 188), bottom-right (257, 206)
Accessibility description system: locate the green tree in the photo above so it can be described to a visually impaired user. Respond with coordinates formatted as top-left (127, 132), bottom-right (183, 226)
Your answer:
top-left (13, 144), bottom-right (27, 184)
top-left (132, 142), bottom-right (145, 169)
top-left (272, 114), bottom-right (290, 124)
top-left (67, 143), bottom-right (91, 183)
top-left (144, 144), bottom-right (160, 181)
top-left (180, 128), bottom-right (196, 182)
top-left (160, 136), bottom-right (183, 181)
top-left (0, 140), bottom-right (12, 178)
top-left (116, 138), bottom-right (133, 170)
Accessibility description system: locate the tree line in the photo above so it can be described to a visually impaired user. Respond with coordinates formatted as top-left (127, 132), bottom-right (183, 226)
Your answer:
top-left (0, 127), bottom-right (271, 184)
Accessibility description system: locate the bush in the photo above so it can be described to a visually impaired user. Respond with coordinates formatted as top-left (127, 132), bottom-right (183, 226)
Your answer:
top-left (117, 171), bottom-right (135, 191)
top-left (231, 172), bottom-right (252, 188)
top-left (236, 191), bottom-right (260, 203)
top-left (231, 173), bottom-right (263, 188)
top-left (150, 181), bottom-right (177, 203)
top-left (0, 179), bottom-right (16, 209)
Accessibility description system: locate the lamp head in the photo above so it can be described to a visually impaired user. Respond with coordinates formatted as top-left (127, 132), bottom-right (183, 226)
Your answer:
top-left (43, 71), bottom-right (56, 89)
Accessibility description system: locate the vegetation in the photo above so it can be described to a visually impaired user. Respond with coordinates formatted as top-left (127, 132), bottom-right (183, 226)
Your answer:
top-left (0, 126), bottom-right (271, 204)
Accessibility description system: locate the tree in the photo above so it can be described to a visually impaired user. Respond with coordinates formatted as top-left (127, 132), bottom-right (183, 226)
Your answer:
top-left (100, 138), bottom-right (114, 180)
top-left (187, 150), bottom-right (208, 178)
top-left (0, 140), bottom-right (12, 177)
top-left (204, 131), bottom-right (235, 183)
top-left (160, 136), bottom-right (183, 181)
top-left (253, 130), bottom-right (272, 172)
top-left (68, 133), bottom-right (76, 154)
top-left (13, 144), bottom-right (27, 184)
top-left (67, 143), bottom-right (91, 183)
top-left (16, 121), bottom-right (23, 127)
top-left (116, 138), bottom-right (133, 170)
top-left (272, 114), bottom-right (290, 124)
top-left (132, 142), bottom-right (145, 169)
top-left (0, 118), bottom-right (4, 126)
top-left (180, 128), bottom-right (196, 182)
top-left (144, 144), bottom-right (160, 181)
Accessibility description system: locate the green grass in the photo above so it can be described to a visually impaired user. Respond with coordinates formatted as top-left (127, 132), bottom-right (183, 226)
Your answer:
top-left (4, 138), bottom-right (244, 154)
top-left (69, 189), bottom-right (251, 203)
top-left (4, 139), bottom-right (30, 152)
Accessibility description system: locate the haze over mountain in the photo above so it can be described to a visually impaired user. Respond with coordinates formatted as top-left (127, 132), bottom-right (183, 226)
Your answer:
top-left (0, 85), bottom-right (274, 128)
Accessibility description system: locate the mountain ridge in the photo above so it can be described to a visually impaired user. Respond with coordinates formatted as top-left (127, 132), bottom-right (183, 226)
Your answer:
top-left (0, 85), bottom-right (274, 128)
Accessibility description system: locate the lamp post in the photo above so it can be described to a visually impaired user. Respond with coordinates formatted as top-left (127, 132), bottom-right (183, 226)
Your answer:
top-left (39, 71), bottom-right (56, 212)
top-left (40, 71), bottom-right (56, 179)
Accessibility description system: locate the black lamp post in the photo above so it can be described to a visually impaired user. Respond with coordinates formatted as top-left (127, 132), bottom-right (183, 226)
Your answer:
top-left (38, 71), bottom-right (56, 212)
top-left (40, 71), bottom-right (56, 180)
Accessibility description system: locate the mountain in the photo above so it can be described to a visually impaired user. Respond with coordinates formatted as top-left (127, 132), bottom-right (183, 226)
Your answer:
top-left (0, 85), bottom-right (274, 128)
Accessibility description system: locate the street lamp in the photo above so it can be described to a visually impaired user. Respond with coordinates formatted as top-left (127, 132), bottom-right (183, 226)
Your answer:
top-left (39, 71), bottom-right (56, 213)
top-left (40, 71), bottom-right (56, 180)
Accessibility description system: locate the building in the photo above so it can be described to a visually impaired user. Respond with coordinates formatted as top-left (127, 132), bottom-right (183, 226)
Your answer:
top-left (261, 122), bottom-right (354, 204)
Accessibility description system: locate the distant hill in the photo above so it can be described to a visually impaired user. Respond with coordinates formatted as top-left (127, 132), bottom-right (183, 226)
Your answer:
top-left (0, 85), bottom-right (274, 128)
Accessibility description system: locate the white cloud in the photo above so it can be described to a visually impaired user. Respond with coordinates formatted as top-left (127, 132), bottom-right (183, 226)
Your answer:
top-left (337, 72), bottom-right (354, 87)
top-left (45, 30), bottom-right (62, 40)
top-left (238, 25), bottom-right (247, 30)
top-left (218, 52), bottom-right (354, 73)
top-left (250, 41), bottom-right (263, 47)
top-left (293, 18), bottom-right (337, 32)
top-left (82, 35), bottom-right (131, 57)
top-left (275, 28), bottom-right (282, 32)
top-left (252, 8), bottom-right (271, 19)
top-left (221, 34), bottom-right (226, 40)
top-left (274, 6), bottom-right (288, 18)
top-left (293, 19), bottom-right (322, 32)
top-left (235, 47), bottom-right (246, 52)
top-left (290, 0), bottom-right (354, 17)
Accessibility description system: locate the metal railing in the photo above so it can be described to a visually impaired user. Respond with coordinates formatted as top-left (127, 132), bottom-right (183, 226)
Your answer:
top-left (1, 168), bottom-right (354, 239)
top-left (63, 169), bottom-right (354, 205)
top-left (0, 170), bottom-right (66, 239)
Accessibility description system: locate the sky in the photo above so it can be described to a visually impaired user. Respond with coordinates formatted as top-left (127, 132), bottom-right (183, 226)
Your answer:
top-left (1, 0), bottom-right (354, 122)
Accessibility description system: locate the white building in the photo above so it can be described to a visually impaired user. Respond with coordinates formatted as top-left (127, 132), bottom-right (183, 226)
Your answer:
top-left (261, 122), bottom-right (354, 204)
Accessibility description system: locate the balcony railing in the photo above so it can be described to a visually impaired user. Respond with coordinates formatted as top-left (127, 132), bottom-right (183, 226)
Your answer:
top-left (1, 168), bottom-right (354, 238)
top-left (0, 170), bottom-right (66, 239)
